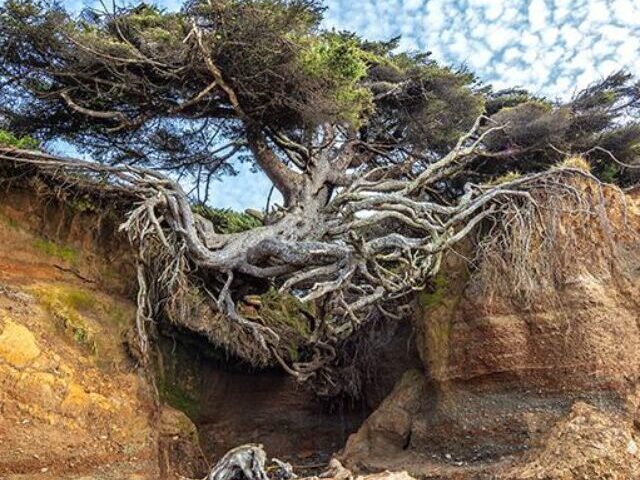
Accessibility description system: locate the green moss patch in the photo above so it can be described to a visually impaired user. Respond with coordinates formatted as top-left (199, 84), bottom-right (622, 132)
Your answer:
top-left (419, 273), bottom-right (449, 308)
top-left (30, 284), bottom-right (133, 364)
top-left (158, 376), bottom-right (200, 419)
top-left (32, 285), bottom-right (98, 353)
top-left (33, 238), bottom-right (78, 264)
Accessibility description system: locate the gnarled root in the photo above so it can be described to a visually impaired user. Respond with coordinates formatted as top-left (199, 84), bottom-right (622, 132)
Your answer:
top-left (187, 444), bottom-right (296, 480)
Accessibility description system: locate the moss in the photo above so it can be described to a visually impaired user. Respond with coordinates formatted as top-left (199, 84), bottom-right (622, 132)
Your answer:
top-left (64, 289), bottom-right (95, 311)
top-left (417, 271), bottom-right (464, 391)
top-left (258, 288), bottom-right (313, 336)
top-left (33, 238), bottom-right (78, 264)
top-left (237, 288), bottom-right (314, 362)
top-left (109, 307), bottom-right (129, 331)
top-left (419, 273), bottom-right (449, 308)
top-left (158, 376), bottom-right (200, 419)
top-left (31, 285), bottom-right (98, 354)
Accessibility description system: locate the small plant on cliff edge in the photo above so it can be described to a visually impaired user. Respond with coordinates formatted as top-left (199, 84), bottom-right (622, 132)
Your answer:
top-left (0, 129), bottom-right (39, 149)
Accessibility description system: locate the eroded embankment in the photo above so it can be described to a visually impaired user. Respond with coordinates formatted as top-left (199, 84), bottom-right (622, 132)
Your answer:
top-left (340, 180), bottom-right (640, 479)
top-left (0, 182), bottom-right (416, 479)
top-left (2, 176), bottom-right (640, 480)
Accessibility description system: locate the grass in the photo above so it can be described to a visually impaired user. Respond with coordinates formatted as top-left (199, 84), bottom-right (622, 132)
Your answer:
top-left (488, 170), bottom-right (522, 186)
top-left (556, 155), bottom-right (591, 172)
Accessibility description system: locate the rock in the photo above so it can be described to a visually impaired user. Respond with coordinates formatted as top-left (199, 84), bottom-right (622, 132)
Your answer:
top-left (316, 459), bottom-right (416, 480)
top-left (158, 405), bottom-right (207, 479)
top-left (359, 472), bottom-right (416, 480)
top-left (0, 318), bottom-right (41, 367)
top-left (341, 370), bottom-right (424, 469)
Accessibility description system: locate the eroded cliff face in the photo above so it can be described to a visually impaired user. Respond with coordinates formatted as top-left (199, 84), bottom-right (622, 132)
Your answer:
top-left (340, 182), bottom-right (640, 479)
top-left (1, 180), bottom-right (639, 480)
top-left (0, 186), bottom-right (415, 479)
top-left (0, 187), bottom-right (215, 479)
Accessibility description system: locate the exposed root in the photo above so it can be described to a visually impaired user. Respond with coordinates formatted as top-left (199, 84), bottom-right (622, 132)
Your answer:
top-left (470, 169), bottom-right (631, 310)
top-left (0, 123), bottom-right (615, 396)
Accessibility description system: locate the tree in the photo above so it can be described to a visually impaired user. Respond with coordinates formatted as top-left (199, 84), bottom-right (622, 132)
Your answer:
top-left (0, 0), bottom-right (639, 396)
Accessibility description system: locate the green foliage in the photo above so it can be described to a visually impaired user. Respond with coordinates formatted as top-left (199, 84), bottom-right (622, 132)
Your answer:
top-left (485, 88), bottom-right (551, 115)
top-left (193, 205), bottom-right (262, 234)
top-left (1, 0), bottom-right (639, 188)
top-left (297, 32), bottom-right (372, 125)
top-left (367, 57), bottom-right (486, 154)
top-left (0, 129), bottom-right (39, 149)
top-left (600, 163), bottom-right (619, 183)
top-left (69, 196), bottom-right (98, 213)
top-left (75, 3), bottom-right (187, 55)
top-left (33, 238), bottom-right (78, 263)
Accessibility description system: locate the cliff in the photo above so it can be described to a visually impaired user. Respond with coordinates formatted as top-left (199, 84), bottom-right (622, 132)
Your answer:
top-left (340, 180), bottom-right (640, 479)
top-left (0, 177), bottom-right (639, 480)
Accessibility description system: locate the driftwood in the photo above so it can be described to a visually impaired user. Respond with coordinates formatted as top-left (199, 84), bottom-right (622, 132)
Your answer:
top-left (180, 444), bottom-right (294, 480)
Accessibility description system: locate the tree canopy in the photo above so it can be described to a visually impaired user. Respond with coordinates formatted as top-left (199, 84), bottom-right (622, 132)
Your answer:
top-left (3, 0), bottom-right (638, 190)
top-left (0, 0), bottom-right (639, 396)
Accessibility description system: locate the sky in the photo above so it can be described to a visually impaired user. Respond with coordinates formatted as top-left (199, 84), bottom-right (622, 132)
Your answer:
top-left (31, 0), bottom-right (640, 208)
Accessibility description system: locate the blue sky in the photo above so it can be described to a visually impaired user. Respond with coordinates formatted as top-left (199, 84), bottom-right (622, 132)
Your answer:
top-left (36, 1), bottom-right (640, 208)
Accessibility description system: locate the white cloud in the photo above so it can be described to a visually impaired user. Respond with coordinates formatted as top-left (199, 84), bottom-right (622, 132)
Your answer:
top-left (484, 3), bottom-right (504, 22)
top-left (528, 0), bottom-right (550, 31)
top-left (612, 0), bottom-right (639, 23)
top-left (324, 0), bottom-right (640, 100)
top-left (404, 0), bottom-right (424, 12)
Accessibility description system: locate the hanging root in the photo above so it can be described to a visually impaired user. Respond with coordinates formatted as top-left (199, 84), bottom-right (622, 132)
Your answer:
top-left (0, 143), bottom-right (618, 396)
top-left (470, 169), bottom-right (630, 310)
